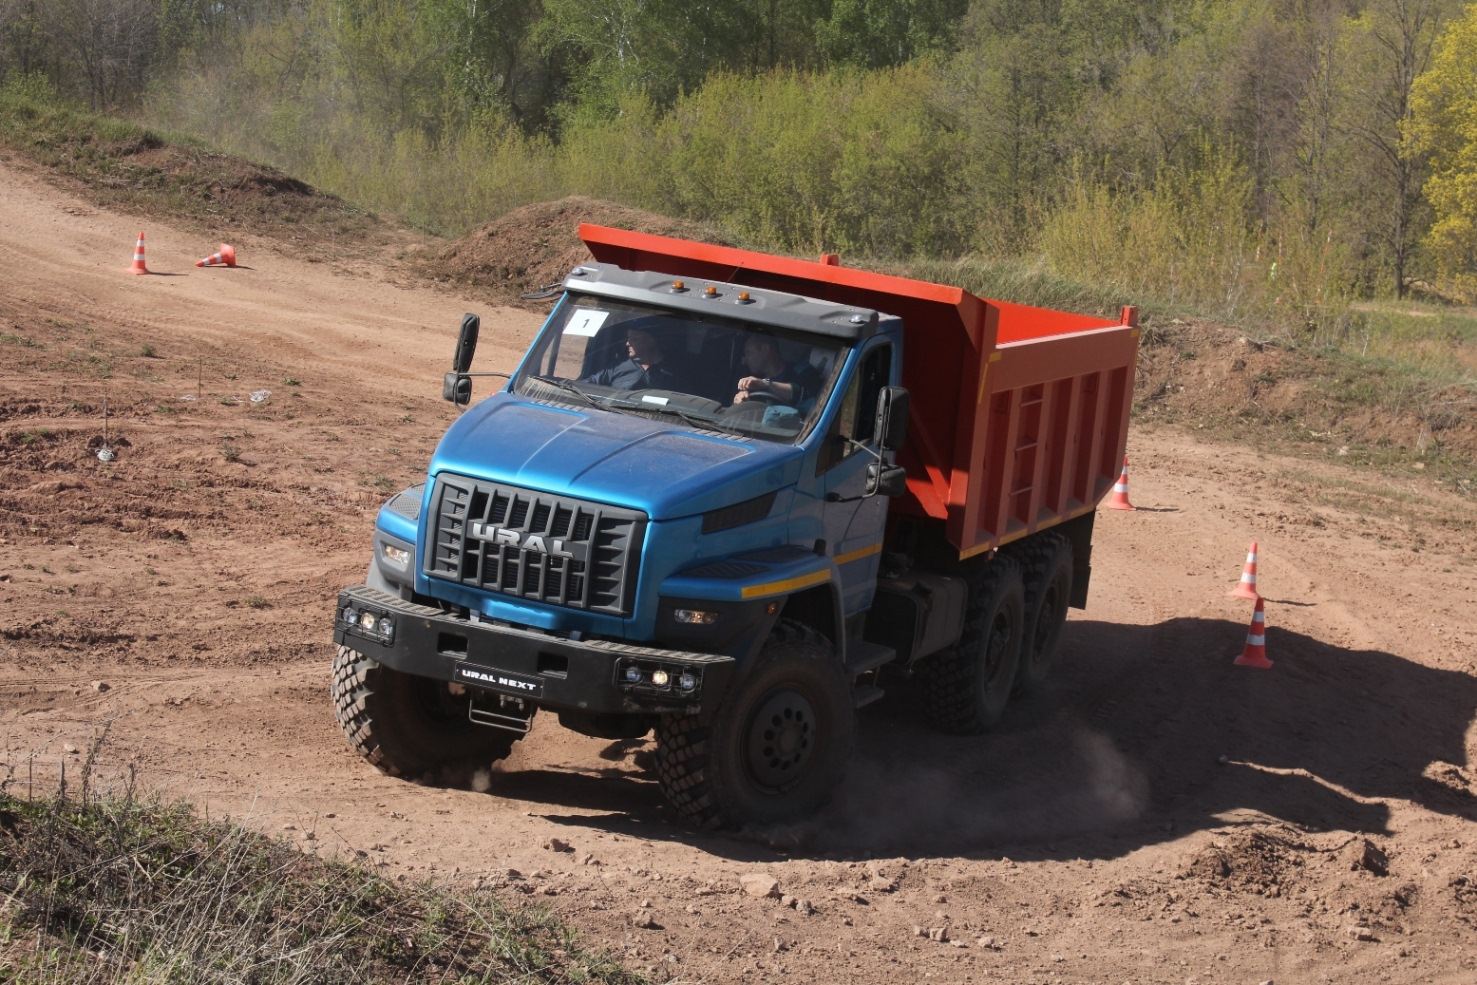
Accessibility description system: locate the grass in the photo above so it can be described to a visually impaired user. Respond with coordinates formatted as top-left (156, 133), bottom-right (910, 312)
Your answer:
top-left (0, 85), bottom-right (1468, 479)
top-left (888, 254), bottom-right (1150, 321)
top-left (0, 786), bottom-right (642, 985)
top-left (0, 89), bottom-right (386, 248)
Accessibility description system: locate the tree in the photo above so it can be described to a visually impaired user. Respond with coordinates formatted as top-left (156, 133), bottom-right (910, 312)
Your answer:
top-left (1336, 0), bottom-right (1458, 298)
top-left (42, 0), bottom-right (160, 108)
top-left (1410, 2), bottom-right (1477, 299)
top-left (815, 0), bottom-right (968, 69)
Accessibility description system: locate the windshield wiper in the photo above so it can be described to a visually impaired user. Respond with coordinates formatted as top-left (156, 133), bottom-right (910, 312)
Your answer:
top-left (528, 373), bottom-right (638, 413)
top-left (630, 402), bottom-right (751, 439)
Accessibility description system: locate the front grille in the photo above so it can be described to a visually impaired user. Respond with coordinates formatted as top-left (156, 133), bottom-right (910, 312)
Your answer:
top-left (426, 475), bottom-right (646, 616)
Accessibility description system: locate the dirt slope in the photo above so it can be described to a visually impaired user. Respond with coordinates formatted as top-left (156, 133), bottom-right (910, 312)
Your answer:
top-left (422, 196), bottom-right (733, 308)
top-left (3, 159), bottom-right (1477, 984)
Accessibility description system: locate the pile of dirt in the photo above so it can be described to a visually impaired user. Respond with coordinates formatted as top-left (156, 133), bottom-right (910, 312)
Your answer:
top-left (0, 105), bottom-right (389, 249)
top-left (421, 196), bottom-right (734, 308)
top-left (1132, 320), bottom-right (1477, 480)
top-left (1183, 830), bottom-right (1312, 897)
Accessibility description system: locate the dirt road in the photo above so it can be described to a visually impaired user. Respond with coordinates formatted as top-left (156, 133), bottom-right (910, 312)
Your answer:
top-left (3, 157), bottom-right (1477, 984)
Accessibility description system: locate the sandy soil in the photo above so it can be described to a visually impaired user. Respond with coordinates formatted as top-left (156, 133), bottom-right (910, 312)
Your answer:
top-left (3, 157), bottom-right (1477, 985)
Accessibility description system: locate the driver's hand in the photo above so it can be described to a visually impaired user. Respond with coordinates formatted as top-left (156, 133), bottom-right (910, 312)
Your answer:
top-left (737, 376), bottom-right (766, 394)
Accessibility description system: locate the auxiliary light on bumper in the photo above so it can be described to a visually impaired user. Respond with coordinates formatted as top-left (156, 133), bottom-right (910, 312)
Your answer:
top-left (339, 604), bottom-right (395, 644)
top-left (616, 658), bottom-right (703, 696)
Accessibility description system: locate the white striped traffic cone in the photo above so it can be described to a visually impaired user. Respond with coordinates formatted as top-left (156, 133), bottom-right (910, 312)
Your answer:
top-left (1229, 541), bottom-right (1261, 600)
top-left (195, 243), bottom-right (237, 267)
top-left (127, 231), bottom-right (151, 275)
top-left (1106, 455), bottom-right (1135, 510)
top-left (1234, 597), bottom-right (1272, 668)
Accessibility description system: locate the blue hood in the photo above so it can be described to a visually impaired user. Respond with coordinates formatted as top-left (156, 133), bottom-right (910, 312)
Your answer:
top-left (430, 393), bottom-right (805, 519)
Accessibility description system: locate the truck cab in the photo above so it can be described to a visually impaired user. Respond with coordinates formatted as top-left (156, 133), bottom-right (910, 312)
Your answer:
top-left (333, 225), bottom-right (1139, 829)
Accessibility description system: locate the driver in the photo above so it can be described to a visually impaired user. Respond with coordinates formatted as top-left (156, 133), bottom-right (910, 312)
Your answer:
top-left (734, 333), bottom-right (821, 410)
top-left (582, 325), bottom-right (687, 391)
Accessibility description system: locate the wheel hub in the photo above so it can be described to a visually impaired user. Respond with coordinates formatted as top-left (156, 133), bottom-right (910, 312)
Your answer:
top-left (984, 613), bottom-right (1011, 677)
top-left (745, 688), bottom-right (816, 790)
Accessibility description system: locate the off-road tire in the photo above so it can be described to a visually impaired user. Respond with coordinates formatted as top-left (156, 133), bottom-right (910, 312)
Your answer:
top-left (919, 554), bottom-right (1025, 734)
top-left (654, 622), bottom-right (853, 829)
top-left (1008, 533), bottom-right (1073, 696)
top-left (331, 645), bottom-right (518, 777)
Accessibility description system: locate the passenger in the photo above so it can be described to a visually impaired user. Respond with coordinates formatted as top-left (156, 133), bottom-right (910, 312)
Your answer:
top-left (733, 334), bottom-right (822, 410)
top-left (582, 325), bottom-right (687, 391)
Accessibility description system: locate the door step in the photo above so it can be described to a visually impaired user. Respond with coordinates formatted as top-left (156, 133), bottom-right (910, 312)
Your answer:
top-left (845, 640), bottom-right (895, 676)
top-left (852, 684), bottom-right (885, 709)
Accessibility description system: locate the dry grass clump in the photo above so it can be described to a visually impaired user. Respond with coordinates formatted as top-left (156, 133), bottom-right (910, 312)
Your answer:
top-left (0, 784), bottom-right (641, 984)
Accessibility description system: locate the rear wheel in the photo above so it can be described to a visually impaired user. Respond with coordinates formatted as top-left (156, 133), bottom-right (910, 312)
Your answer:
top-left (331, 645), bottom-right (518, 777)
top-left (655, 622), bottom-right (853, 829)
top-left (919, 555), bottom-right (1025, 734)
top-left (1010, 533), bottom-right (1073, 696)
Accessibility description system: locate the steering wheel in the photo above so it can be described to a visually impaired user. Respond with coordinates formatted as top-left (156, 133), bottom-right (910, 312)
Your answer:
top-left (743, 391), bottom-right (781, 406)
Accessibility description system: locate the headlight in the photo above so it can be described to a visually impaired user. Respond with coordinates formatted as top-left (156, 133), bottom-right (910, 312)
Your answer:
top-left (678, 672), bottom-right (697, 691)
top-left (624, 665), bottom-right (642, 683)
top-left (650, 669), bottom-right (670, 687)
top-left (382, 543), bottom-right (410, 568)
top-left (673, 609), bottom-right (718, 626)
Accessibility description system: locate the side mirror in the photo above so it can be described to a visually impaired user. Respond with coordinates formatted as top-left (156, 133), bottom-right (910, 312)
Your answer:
top-left (444, 313), bottom-right (480, 406)
top-left (443, 372), bottom-right (472, 406)
top-left (865, 462), bottom-right (908, 497)
top-left (452, 312), bottom-right (480, 374)
top-left (875, 386), bottom-right (909, 452)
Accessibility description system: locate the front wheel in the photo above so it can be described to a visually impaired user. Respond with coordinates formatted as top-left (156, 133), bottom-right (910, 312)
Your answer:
top-left (655, 622), bottom-right (853, 829)
top-left (331, 645), bottom-right (519, 778)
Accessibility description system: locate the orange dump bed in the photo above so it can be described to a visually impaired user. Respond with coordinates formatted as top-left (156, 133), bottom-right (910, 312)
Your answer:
top-left (581, 225), bottom-right (1140, 559)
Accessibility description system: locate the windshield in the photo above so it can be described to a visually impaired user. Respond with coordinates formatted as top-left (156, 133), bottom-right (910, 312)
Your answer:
top-left (512, 293), bottom-right (847, 443)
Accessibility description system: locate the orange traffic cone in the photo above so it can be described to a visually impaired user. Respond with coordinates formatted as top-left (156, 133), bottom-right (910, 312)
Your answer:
top-left (1228, 541), bottom-right (1261, 600)
top-left (1234, 597), bottom-right (1273, 668)
top-left (1106, 455), bottom-right (1136, 510)
top-left (195, 243), bottom-right (237, 268)
top-left (127, 231), bottom-right (151, 275)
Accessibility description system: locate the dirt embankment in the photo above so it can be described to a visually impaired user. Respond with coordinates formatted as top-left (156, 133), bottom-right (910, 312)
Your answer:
top-left (419, 195), bottom-right (733, 308)
top-left (3, 154), bottom-right (1477, 985)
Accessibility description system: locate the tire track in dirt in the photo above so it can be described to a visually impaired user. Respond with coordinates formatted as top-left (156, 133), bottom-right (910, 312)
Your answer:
top-left (5, 156), bottom-right (1477, 984)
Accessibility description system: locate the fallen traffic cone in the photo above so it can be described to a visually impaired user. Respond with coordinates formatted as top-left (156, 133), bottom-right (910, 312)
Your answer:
top-left (1106, 455), bottom-right (1136, 510)
top-left (195, 243), bottom-right (237, 268)
top-left (127, 231), bottom-right (151, 275)
top-left (1234, 597), bottom-right (1273, 668)
top-left (1228, 541), bottom-right (1261, 600)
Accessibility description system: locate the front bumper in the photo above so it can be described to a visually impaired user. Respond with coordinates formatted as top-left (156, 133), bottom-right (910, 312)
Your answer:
top-left (333, 585), bottom-right (735, 715)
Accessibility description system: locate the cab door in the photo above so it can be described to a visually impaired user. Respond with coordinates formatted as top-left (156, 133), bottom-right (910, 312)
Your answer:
top-left (813, 341), bottom-right (895, 617)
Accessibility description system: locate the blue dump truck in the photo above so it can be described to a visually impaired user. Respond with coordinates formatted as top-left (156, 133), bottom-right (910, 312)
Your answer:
top-left (332, 225), bottom-right (1141, 828)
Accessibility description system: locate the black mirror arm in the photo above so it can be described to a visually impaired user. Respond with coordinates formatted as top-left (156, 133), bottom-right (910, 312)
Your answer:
top-left (825, 439), bottom-right (890, 502)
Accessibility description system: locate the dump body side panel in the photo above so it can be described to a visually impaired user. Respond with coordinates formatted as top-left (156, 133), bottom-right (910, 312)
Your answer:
top-left (958, 324), bottom-right (1139, 558)
top-left (578, 224), bottom-right (1138, 560)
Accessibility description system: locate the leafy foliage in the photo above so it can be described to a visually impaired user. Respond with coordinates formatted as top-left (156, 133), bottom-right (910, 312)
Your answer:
top-left (1410, 3), bottom-right (1477, 301)
top-left (1, 0), bottom-right (1476, 307)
